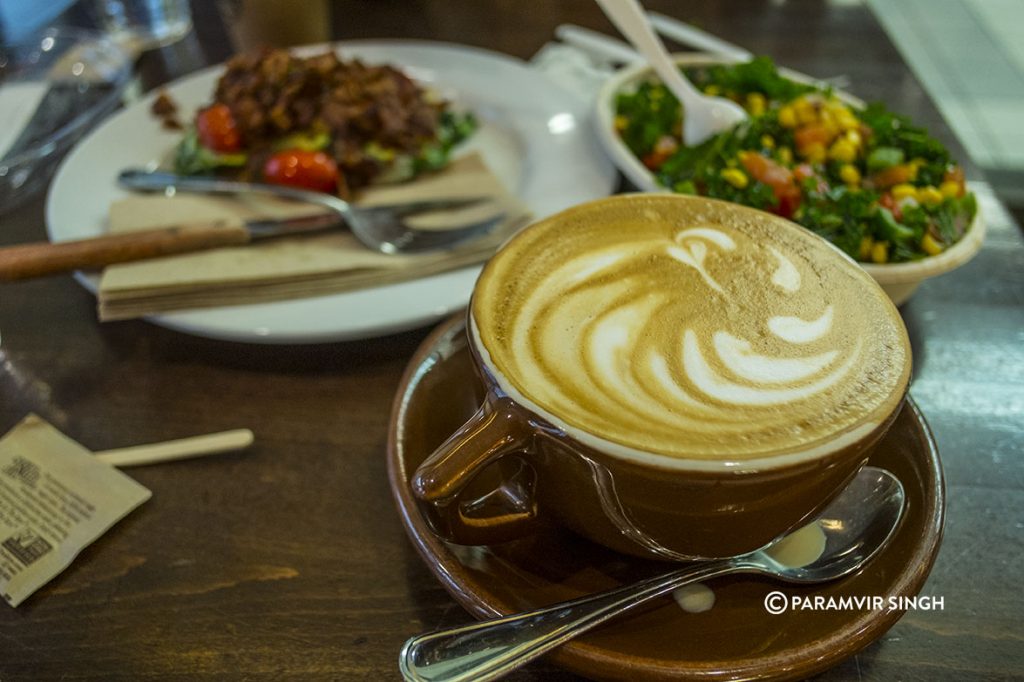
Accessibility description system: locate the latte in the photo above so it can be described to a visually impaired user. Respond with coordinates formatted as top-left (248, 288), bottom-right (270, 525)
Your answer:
top-left (472, 194), bottom-right (910, 462)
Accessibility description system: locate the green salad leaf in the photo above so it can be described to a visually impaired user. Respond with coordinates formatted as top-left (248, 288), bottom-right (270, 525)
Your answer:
top-left (693, 56), bottom-right (818, 102)
top-left (173, 127), bottom-right (247, 175)
top-left (414, 110), bottom-right (478, 173)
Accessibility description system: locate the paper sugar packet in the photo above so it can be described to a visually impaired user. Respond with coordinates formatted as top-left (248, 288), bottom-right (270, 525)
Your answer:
top-left (0, 415), bottom-right (151, 607)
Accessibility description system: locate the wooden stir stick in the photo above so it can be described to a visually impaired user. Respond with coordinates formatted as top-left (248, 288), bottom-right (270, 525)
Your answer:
top-left (94, 429), bottom-right (255, 467)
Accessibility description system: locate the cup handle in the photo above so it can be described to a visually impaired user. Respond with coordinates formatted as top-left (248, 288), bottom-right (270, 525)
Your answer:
top-left (411, 396), bottom-right (541, 545)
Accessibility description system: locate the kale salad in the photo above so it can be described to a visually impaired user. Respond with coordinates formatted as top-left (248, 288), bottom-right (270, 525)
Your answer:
top-left (614, 58), bottom-right (976, 263)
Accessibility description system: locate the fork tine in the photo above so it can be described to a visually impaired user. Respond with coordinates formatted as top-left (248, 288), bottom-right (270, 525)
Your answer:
top-left (385, 212), bottom-right (510, 253)
top-left (120, 169), bottom-right (514, 255)
top-left (363, 197), bottom-right (491, 217)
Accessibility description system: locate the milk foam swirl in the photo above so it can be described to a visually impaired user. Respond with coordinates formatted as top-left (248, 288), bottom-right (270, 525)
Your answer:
top-left (474, 197), bottom-right (909, 460)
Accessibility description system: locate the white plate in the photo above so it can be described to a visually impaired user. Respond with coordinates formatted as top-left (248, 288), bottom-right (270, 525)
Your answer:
top-left (46, 40), bottom-right (617, 344)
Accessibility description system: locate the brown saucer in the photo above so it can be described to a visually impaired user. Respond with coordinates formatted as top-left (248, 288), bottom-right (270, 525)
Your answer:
top-left (387, 316), bottom-right (945, 681)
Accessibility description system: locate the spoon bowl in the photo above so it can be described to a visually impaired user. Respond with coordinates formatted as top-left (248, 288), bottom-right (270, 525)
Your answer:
top-left (399, 466), bottom-right (905, 682)
top-left (762, 466), bottom-right (906, 582)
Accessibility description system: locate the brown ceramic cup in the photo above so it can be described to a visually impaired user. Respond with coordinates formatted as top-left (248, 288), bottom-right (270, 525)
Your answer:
top-left (412, 194), bottom-right (911, 560)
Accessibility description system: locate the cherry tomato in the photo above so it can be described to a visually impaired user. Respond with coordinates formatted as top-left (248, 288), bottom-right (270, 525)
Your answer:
top-left (262, 149), bottom-right (340, 193)
top-left (196, 103), bottom-right (242, 153)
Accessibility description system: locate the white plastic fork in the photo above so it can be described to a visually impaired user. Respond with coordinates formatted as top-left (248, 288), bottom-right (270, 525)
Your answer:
top-left (594, 0), bottom-right (747, 146)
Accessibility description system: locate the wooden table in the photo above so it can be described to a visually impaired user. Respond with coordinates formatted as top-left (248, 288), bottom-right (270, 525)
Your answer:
top-left (1, 1), bottom-right (1021, 679)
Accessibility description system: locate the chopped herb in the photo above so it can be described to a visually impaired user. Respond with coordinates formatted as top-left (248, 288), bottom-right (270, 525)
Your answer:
top-left (613, 57), bottom-right (976, 262)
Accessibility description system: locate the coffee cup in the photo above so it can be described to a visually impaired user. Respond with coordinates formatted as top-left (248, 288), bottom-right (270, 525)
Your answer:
top-left (412, 194), bottom-right (911, 560)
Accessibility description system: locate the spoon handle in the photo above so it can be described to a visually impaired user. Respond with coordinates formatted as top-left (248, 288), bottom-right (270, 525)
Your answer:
top-left (399, 560), bottom-right (743, 682)
top-left (594, 0), bottom-right (703, 105)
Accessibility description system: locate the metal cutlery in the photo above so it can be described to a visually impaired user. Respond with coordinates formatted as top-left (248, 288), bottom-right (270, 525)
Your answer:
top-left (399, 466), bottom-right (905, 682)
top-left (0, 172), bottom-right (500, 281)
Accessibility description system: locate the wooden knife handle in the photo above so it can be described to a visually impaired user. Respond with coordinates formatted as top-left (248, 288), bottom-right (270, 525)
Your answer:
top-left (0, 222), bottom-right (251, 281)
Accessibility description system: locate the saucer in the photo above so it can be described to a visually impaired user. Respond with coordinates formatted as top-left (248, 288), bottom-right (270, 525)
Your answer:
top-left (387, 316), bottom-right (945, 681)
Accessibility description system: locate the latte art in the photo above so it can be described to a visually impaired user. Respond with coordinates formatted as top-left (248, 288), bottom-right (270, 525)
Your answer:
top-left (473, 196), bottom-right (910, 461)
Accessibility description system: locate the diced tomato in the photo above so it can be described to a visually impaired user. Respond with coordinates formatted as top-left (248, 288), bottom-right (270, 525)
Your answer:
top-left (944, 165), bottom-right (966, 195)
top-left (775, 192), bottom-right (801, 219)
top-left (740, 151), bottom-right (793, 189)
top-left (263, 149), bottom-right (340, 193)
top-left (878, 192), bottom-right (903, 221)
top-left (739, 151), bottom-right (802, 218)
top-left (793, 163), bottom-right (816, 182)
top-left (641, 152), bottom-right (668, 170)
top-left (869, 164), bottom-right (913, 189)
top-left (196, 103), bottom-right (242, 153)
top-left (642, 136), bottom-right (679, 170)
top-left (793, 124), bottom-right (831, 151)
top-left (794, 163), bottom-right (829, 194)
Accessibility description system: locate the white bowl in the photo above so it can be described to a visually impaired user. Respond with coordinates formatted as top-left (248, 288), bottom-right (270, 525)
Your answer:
top-left (594, 54), bottom-right (985, 306)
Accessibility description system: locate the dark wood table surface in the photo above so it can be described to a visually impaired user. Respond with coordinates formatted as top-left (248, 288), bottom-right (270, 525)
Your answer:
top-left (1, 1), bottom-right (1022, 679)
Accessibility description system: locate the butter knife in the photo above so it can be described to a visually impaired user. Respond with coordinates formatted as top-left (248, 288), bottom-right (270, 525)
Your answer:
top-left (0, 212), bottom-right (344, 282)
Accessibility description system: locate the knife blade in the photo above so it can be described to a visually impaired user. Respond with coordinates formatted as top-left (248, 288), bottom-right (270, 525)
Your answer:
top-left (0, 213), bottom-right (346, 282)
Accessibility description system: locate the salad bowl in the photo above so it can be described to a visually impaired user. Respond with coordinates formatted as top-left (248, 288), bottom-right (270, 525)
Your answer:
top-left (594, 54), bottom-right (985, 305)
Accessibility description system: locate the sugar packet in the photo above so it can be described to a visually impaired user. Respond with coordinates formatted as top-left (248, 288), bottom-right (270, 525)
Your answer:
top-left (0, 415), bottom-right (150, 606)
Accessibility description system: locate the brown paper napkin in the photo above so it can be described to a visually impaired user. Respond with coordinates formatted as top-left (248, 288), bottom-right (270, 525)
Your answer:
top-left (97, 154), bottom-right (530, 320)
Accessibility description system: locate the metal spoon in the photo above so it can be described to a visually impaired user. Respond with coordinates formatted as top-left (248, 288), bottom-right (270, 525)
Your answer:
top-left (399, 466), bottom-right (905, 682)
top-left (595, 0), bottom-right (747, 146)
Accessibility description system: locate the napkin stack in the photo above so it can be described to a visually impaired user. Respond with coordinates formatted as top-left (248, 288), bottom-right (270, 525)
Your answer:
top-left (97, 154), bottom-right (530, 320)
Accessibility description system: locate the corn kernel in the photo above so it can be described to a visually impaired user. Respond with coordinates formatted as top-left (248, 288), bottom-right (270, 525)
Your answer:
top-left (839, 164), bottom-right (861, 186)
top-left (918, 186), bottom-right (944, 206)
top-left (921, 233), bottom-right (945, 256)
top-left (778, 146), bottom-right (793, 164)
top-left (614, 115), bottom-right (628, 131)
top-left (836, 108), bottom-right (860, 131)
top-left (801, 142), bottom-right (827, 164)
top-left (760, 134), bottom-right (776, 149)
top-left (746, 92), bottom-right (767, 117)
top-left (940, 180), bottom-right (962, 198)
top-left (859, 236), bottom-right (874, 260)
top-left (793, 96), bottom-right (814, 120)
top-left (871, 241), bottom-right (889, 264)
top-left (820, 115), bottom-right (839, 138)
top-left (891, 184), bottom-right (918, 201)
top-left (778, 105), bottom-right (797, 128)
top-left (828, 139), bottom-right (857, 163)
top-left (907, 157), bottom-right (926, 181)
top-left (721, 168), bottom-right (749, 189)
top-left (844, 129), bottom-right (863, 148)
top-left (797, 105), bottom-right (818, 126)
top-left (704, 84), bottom-right (720, 96)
